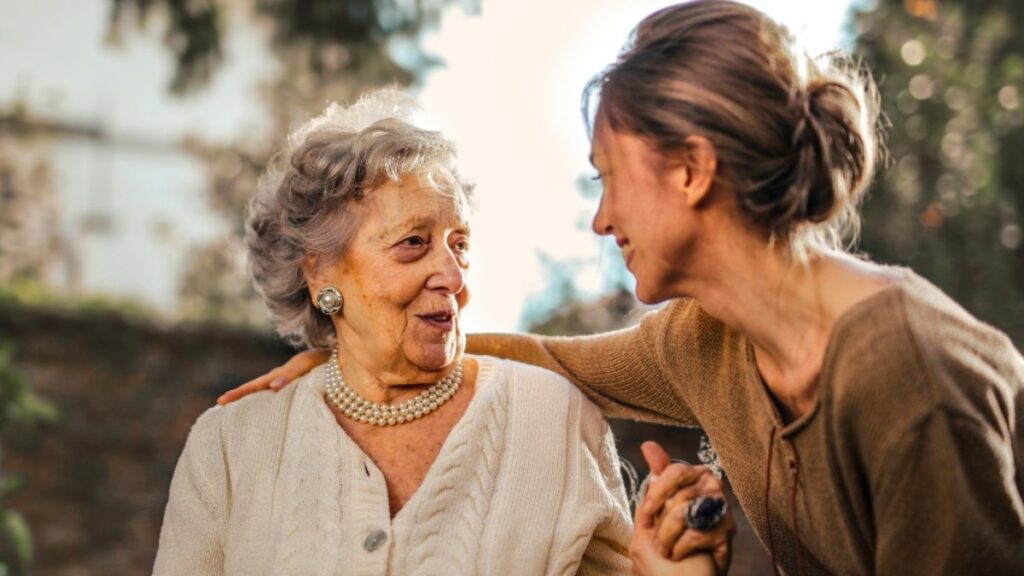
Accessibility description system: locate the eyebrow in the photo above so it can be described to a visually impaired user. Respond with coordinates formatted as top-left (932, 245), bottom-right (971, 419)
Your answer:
top-left (382, 214), bottom-right (471, 239)
top-left (383, 216), bottom-right (430, 237)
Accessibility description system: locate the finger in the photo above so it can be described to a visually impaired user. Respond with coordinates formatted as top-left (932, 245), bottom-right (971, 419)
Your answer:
top-left (290, 349), bottom-right (331, 373)
top-left (640, 463), bottom-right (706, 519)
top-left (678, 553), bottom-right (716, 575)
top-left (709, 514), bottom-right (737, 574)
top-left (712, 538), bottom-right (732, 575)
top-left (655, 491), bottom-right (726, 547)
top-left (629, 530), bottom-right (664, 576)
top-left (635, 493), bottom-right (658, 531)
top-left (634, 530), bottom-right (717, 576)
top-left (655, 504), bottom-right (688, 556)
top-left (217, 376), bottom-right (273, 405)
top-left (217, 349), bottom-right (331, 405)
top-left (670, 529), bottom-right (719, 562)
top-left (641, 440), bottom-right (672, 475)
top-left (670, 513), bottom-right (736, 562)
top-left (271, 350), bottom-right (331, 389)
top-left (655, 483), bottom-right (702, 529)
top-left (653, 470), bottom-right (727, 529)
top-left (662, 476), bottom-right (726, 518)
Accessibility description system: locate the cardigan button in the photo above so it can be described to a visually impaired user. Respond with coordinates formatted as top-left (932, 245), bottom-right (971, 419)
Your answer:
top-left (364, 529), bottom-right (388, 552)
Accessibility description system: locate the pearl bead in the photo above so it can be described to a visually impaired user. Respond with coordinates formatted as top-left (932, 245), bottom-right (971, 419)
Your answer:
top-left (323, 351), bottom-right (461, 427)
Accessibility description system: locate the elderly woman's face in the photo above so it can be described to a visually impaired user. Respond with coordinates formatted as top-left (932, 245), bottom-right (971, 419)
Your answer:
top-left (319, 174), bottom-right (471, 375)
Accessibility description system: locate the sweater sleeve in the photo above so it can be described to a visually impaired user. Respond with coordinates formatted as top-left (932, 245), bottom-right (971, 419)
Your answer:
top-left (871, 409), bottom-right (1024, 574)
top-left (577, 419), bottom-right (634, 576)
top-left (468, 301), bottom-right (699, 426)
top-left (153, 408), bottom-right (229, 576)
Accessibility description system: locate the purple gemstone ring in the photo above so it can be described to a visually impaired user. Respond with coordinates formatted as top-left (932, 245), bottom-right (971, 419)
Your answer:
top-left (685, 495), bottom-right (728, 531)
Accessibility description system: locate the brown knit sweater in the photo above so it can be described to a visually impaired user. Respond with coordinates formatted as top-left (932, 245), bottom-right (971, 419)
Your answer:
top-left (469, 270), bottom-right (1024, 575)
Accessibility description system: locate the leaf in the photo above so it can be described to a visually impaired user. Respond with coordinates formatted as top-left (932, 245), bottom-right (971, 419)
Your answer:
top-left (0, 510), bottom-right (33, 568)
top-left (0, 474), bottom-right (25, 499)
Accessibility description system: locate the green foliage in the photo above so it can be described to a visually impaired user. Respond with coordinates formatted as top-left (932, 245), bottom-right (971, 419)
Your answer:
top-left (0, 343), bottom-right (58, 575)
top-left (0, 509), bottom-right (32, 575)
top-left (0, 164), bottom-right (56, 574)
top-left (0, 347), bottom-right (58, 440)
top-left (107, 0), bottom-right (475, 94)
top-left (854, 0), bottom-right (1024, 346)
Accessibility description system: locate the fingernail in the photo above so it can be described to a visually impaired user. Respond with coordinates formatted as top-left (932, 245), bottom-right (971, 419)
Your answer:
top-left (270, 376), bottom-right (286, 390)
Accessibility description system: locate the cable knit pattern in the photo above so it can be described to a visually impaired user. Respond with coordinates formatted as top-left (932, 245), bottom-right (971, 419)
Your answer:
top-left (270, 372), bottom-right (343, 573)
top-left (552, 393), bottom-right (631, 576)
top-left (404, 361), bottom-right (507, 575)
top-left (153, 356), bottom-right (632, 576)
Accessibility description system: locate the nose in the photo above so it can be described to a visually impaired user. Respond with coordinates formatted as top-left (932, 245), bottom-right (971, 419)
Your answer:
top-left (592, 192), bottom-right (613, 237)
top-left (425, 244), bottom-right (467, 295)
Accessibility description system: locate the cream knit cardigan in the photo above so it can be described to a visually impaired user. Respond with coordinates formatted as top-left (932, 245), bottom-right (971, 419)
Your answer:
top-left (153, 356), bottom-right (633, 575)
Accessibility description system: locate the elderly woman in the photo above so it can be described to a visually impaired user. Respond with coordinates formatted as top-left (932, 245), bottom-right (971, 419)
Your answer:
top-left (152, 93), bottom-right (657, 575)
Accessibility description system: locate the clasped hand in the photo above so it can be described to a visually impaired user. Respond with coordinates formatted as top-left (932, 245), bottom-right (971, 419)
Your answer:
top-left (630, 441), bottom-right (736, 576)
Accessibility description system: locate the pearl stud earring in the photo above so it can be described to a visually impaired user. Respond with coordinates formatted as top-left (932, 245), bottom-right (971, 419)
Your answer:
top-left (315, 286), bottom-right (343, 315)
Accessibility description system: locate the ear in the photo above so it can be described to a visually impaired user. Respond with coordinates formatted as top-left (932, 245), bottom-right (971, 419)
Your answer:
top-left (680, 135), bottom-right (717, 208)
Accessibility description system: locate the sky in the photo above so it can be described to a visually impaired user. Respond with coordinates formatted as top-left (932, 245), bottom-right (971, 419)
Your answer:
top-left (0, 0), bottom-right (854, 332)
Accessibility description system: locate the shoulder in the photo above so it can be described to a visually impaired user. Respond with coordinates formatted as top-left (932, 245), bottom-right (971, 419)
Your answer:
top-left (825, 269), bottom-right (1023, 439)
top-left (481, 355), bottom-right (590, 403)
top-left (897, 273), bottom-right (1023, 422)
top-left (477, 355), bottom-right (609, 434)
top-left (186, 368), bottom-right (323, 460)
top-left (648, 298), bottom-right (734, 343)
top-left (634, 298), bottom-right (744, 369)
top-left (897, 273), bottom-right (1023, 381)
top-left (477, 356), bottom-right (622, 490)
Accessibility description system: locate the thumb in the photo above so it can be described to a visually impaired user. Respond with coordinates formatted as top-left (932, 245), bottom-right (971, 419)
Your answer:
top-left (641, 440), bottom-right (672, 475)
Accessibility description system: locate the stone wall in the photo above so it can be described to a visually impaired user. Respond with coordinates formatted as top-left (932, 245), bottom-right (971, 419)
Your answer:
top-left (0, 304), bottom-right (292, 575)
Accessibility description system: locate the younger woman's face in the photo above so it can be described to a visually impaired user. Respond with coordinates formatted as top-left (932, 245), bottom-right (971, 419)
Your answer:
top-left (589, 116), bottom-right (699, 304)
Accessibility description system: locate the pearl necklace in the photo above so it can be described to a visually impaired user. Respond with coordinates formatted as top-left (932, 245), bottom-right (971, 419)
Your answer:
top-left (324, 350), bottom-right (463, 426)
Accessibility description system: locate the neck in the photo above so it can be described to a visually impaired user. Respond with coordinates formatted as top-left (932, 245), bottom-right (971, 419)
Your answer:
top-left (698, 244), bottom-right (832, 370)
top-left (673, 229), bottom-right (889, 419)
top-left (333, 339), bottom-right (458, 405)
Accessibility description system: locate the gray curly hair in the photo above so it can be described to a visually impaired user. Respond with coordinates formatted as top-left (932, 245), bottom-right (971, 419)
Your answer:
top-left (246, 90), bottom-right (475, 350)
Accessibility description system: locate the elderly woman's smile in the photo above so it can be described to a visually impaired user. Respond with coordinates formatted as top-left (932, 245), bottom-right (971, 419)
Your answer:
top-left (308, 174), bottom-right (471, 388)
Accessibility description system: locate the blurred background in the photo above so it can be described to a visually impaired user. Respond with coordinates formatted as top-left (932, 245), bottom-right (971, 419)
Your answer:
top-left (0, 0), bottom-right (1021, 573)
